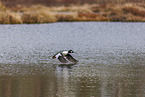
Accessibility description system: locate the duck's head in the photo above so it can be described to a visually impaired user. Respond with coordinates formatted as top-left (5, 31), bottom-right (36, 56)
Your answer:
top-left (68, 50), bottom-right (74, 53)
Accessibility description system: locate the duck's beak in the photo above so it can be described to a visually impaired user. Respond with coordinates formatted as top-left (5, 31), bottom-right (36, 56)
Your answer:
top-left (52, 56), bottom-right (56, 59)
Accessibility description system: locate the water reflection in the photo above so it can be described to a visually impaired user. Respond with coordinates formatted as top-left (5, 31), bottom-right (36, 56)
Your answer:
top-left (0, 61), bottom-right (144, 97)
top-left (0, 22), bottom-right (145, 97)
top-left (0, 64), bottom-right (58, 97)
top-left (56, 65), bottom-right (73, 97)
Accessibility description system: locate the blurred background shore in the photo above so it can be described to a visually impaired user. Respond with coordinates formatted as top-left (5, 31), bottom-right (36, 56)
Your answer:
top-left (0, 0), bottom-right (145, 24)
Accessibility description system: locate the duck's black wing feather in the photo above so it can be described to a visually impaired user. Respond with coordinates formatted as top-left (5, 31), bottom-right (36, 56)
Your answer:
top-left (65, 54), bottom-right (78, 63)
top-left (58, 56), bottom-right (68, 63)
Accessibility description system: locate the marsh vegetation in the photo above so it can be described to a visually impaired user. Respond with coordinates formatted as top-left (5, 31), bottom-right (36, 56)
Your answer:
top-left (0, 2), bottom-right (145, 24)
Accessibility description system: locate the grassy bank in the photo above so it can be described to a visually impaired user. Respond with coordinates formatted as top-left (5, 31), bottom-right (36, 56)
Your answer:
top-left (0, 2), bottom-right (145, 24)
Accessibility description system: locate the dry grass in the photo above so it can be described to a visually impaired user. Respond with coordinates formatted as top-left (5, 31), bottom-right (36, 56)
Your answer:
top-left (0, 2), bottom-right (22, 24)
top-left (77, 13), bottom-right (109, 21)
top-left (0, 2), bottom-right (7, 11)
top-left (122, 3), bottom-right (145, 17)
top-left (12, 4), bottom-right (50, 12)
top-left (0, 11), bottom-right (22, 24)
top-left (106, 3), bottom-right (145, 21)
top-left (1, 2), bottom-right (145, 24)
top-left (55, 12), bottom-right (78, 21)
top-left (22, 11), bottom-right (57, 23)
top-left (49, 4), bottom-right (93, 13)
top-left (12, 4), bottom-right (57, 23)
top-left (125, 13), bottom-right (145, 22)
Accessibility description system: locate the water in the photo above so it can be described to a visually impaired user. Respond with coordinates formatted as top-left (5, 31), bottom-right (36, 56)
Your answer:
top-left (0, 22), bottom-right (145, 97)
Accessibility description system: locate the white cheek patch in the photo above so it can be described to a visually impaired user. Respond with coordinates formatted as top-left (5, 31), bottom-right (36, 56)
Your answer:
top-left (55, 53), bottom-right (61, 58)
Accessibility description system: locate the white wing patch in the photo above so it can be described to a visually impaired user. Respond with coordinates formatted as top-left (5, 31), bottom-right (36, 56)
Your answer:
top-left (55, 53), bottom-right (62, 58)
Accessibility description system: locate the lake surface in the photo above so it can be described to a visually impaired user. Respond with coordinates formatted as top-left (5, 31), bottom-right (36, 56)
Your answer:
top-left (0, 22), bottom-right (145, 97)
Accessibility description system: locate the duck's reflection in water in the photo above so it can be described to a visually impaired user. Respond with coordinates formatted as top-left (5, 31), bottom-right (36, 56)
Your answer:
top-left (55, 64), bottom-right (76, 97)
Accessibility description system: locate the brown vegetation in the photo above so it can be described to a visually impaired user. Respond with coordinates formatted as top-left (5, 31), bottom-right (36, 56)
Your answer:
top-left (0, 11), bottom-right (22, 24)
top-left (2, 0), bottom-right (145, 6)
top-left (56, 12), bottom-right (78, 21)
top-left (123, 3), bottom-right (145, 17)
top-left (22, 11), bottom-right (57, 23)
top-left (1, 2), bottom-right (145, 24)
top-left (78, 13), bottom-right (109, 21)
top-left (0, 2), bottom-right (22, 24)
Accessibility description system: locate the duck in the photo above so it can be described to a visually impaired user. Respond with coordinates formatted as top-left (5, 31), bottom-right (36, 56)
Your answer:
top-left (52, 50), bottom-right (78, 63)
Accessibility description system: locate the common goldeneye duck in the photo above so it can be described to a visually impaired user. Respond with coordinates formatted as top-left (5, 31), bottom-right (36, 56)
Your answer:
top-left (52, 50), bottom-right (78, 63)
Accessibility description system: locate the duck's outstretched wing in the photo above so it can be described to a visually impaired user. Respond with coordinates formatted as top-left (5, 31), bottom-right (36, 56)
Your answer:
top-left (58, 56), bottom-right (68, 63)
top-left (65, 54), bottom-right (78, 63)
top-left (52, 53), bottom-right (68, 63)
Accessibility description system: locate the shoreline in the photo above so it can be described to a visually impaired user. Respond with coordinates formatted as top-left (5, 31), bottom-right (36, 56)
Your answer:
top-left (0, 20), bottom-right (145, 25)
top-left (0, 3), bottom-right (145, 24)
